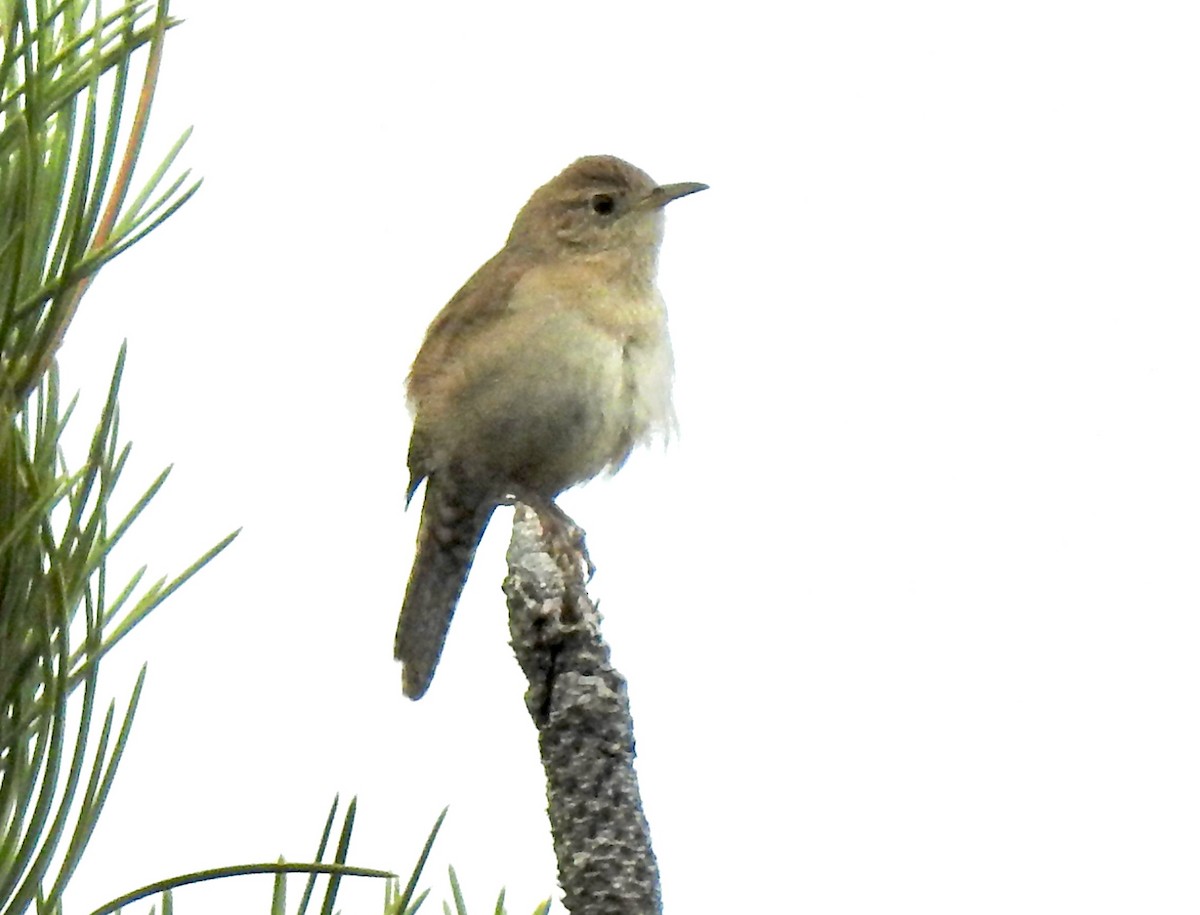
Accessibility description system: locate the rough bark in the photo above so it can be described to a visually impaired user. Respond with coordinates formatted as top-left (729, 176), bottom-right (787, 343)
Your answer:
top-left (503, 505), bottom-right (661, 915)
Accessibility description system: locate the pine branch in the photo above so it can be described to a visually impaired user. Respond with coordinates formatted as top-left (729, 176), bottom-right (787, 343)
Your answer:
top-left (505, 506), bottom-right (661, 915)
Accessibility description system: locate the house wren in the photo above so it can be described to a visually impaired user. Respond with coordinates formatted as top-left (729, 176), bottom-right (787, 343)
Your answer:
top-left (394, 155), bottom-right (706, 699)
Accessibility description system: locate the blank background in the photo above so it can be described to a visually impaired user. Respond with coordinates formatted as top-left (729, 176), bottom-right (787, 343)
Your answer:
top-left (57, 2), bottom-right (1199, 913)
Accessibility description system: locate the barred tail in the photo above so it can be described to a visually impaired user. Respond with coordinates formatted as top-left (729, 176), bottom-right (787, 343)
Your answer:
top-left (395, 476), bottom-right (495, 699)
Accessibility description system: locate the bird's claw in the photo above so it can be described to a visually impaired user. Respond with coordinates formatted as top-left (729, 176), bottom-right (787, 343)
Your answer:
top-left (511, 494), bottom-right (595, 581)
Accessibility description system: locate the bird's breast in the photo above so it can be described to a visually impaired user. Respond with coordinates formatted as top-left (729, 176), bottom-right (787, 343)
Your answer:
top-left (514, 258), bottom-right (676, 446)
top-left (421, 259), bottom-right (675, 494)
top-left (475, 260), bottom-right (676, 487)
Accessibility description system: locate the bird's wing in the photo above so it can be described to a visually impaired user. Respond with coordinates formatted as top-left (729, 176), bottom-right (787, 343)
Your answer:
top-left (405, 248), bottom-right (534, 491)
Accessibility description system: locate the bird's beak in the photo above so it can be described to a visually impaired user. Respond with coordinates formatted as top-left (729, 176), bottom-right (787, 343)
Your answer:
top-left (639, 181), bottom-right (709, 211)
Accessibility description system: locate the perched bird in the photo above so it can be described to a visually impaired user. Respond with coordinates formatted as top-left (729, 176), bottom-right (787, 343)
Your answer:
top-left (395, 155), bottom-right (706, 699)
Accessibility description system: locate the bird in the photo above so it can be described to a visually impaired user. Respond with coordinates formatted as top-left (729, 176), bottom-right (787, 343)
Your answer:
top-left (395, 155), bottom-right (706, 699)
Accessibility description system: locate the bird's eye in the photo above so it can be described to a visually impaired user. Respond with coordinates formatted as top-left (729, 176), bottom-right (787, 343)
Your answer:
top-left (590, 193), bottom-right (616, 215)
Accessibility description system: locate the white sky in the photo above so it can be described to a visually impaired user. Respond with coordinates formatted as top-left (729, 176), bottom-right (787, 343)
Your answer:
top-left (53, 1), bottom-right (1199, 913)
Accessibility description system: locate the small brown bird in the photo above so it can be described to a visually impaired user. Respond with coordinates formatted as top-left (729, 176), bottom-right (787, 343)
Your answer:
top-left (395, 155), bottom-right (706, 699)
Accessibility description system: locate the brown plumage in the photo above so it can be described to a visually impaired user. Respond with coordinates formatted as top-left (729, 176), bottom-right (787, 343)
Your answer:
top-left (395, 155), bottom-right (706, 699)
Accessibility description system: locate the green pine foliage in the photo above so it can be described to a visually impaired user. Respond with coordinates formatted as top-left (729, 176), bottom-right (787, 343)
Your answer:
top-left (2, 3), bottom-right (551, 911)
top-left (1, 1), bottom-right (229, 911)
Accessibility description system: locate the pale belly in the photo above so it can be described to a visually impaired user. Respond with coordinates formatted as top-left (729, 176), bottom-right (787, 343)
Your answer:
top-left (437, 310), bottom-right (673, 497)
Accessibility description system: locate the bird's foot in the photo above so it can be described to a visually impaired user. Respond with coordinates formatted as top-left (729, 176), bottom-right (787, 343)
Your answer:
top-left (507, 494), bottom-right (595, 581)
